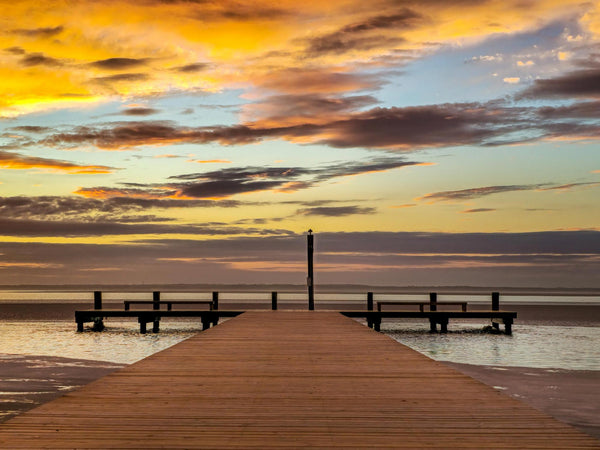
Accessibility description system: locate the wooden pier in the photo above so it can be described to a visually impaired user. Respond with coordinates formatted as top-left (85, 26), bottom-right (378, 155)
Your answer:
top-left (1, 311), bottom-right (598, 448)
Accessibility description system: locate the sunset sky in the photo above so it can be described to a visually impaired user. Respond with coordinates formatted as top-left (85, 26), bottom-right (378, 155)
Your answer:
top-left (1, 0), bottom-right (599, 287)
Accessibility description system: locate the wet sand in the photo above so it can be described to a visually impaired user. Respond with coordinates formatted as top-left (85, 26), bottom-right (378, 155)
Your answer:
top-left (445, 362), bottom-right (600, 440)
top-left (0, 355), bottom-right (123, 423)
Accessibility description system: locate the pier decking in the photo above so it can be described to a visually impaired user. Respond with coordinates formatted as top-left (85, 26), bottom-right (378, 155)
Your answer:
top-left (1, 311), bottom-right (598, 448)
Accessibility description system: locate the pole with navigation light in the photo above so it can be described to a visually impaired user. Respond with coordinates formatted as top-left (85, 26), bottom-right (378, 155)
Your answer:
top-left (307, 229), bottom-right (314, 310)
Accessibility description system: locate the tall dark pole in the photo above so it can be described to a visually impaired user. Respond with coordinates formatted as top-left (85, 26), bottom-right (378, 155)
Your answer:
top-left (307, 229), bottom-right (314, 311)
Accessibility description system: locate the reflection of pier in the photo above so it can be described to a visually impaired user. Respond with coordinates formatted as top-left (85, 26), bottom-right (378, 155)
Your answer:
top-left (2, 311), bottom-right (597, 448)
top-left (75, 290), bottom-right (516, 334)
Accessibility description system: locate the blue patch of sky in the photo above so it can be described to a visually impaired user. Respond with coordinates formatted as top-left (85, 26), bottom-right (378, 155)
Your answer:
top-left (377, 21), bottom-right (572, 108)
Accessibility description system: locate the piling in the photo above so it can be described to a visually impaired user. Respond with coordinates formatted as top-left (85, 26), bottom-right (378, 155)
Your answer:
top-left (272, 291), bottom-right (278, 310)
top-left (94, 291), bottom-right (102, 310)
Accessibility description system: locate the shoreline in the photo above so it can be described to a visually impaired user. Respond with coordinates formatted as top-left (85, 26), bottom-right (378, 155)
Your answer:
top-left (444, 362), bottom-right (600, 440)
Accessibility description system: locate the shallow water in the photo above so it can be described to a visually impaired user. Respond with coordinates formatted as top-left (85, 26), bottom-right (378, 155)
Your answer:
top-left (0, 318), bottom-right (598, 370)
top-left (0, 321), bottom-right (197, 364)
top-left (381, 321), bottom-right (600, 370)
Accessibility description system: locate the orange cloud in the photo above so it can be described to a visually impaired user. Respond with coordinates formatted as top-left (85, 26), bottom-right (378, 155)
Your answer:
top-left (1, 0), bottom-right (596, 117)
top-left (0, 151), bottom-right (113, 174)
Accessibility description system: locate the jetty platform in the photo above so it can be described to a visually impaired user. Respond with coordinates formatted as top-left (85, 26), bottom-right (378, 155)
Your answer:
top-left (1, 311), bottom-right (598, 448)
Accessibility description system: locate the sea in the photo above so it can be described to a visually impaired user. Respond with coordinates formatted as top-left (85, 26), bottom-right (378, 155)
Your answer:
top-left (1, 290), bottom-right (599, 370)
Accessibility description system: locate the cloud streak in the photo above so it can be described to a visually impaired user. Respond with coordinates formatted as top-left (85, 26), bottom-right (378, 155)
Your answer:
top-left (0, 151), bottom-right (114, 174)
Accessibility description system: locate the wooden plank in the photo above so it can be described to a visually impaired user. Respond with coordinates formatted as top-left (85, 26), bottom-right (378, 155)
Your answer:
top-left (1, 311), bottom-right (598, 448)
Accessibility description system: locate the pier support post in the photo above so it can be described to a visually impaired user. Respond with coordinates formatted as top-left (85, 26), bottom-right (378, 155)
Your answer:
top-left (367, 292), bottom-right (373, 328)
top-left (77, 321), bottom-right (84, 332)
top-left (429, 292), bottom-right (437, 311)
top-left (153, 291), bottom-right (160, 310)
top-left (373, 316), bottom-right (381, 332)
top-left (272, 291), bottom-right (278, 310)
top-left (139, 321), bottom-right (147, 334)
top-left (92, 317), bottom-right (105, 332)
top-left (152, 318), bottom-right (160, 333)
top-left (212, 291), bottom-right (219, 310)
top-left (201, 316), bottom-right (212, 331)
top-left (429, 318), bottom-right (437, 333)
top-left (439, 318), bottom-right (448, 333)
top-left (94, 291), bottom-right (102, 310)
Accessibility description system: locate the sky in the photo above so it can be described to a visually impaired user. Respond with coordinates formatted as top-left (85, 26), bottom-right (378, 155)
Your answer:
top-left (0, 0), bottom-right (599, 287)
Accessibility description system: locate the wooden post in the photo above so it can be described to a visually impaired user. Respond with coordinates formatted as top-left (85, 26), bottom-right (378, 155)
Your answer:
top-left (152, 318), bottom-right (160, 333)
top-left (212, 291), bottom-right (219, 310)
top-left (272, 291), bottom-right (278, 310)
top-left (429, 318), bottom-right (437, 333)
top-left (492, 292), bottom-right (500, 310)
top-left (367, 292), bottom-right (373, 311)
top-left (367, 292), bottom-right (373, 328)
top-left (429, 292), bottom-right (437, 311)
top-left (440, 317), bottom-right (449, 333)
top-left (202, 316), bottom-right (211, 330)
top-left (94, 291), bottom-right (102, 310)
top-left (153, 291), bottom-right (160, 310)
top-left (307, 229), bottom-right (314, 311)
top-left (139, 321), bottom-right (147, 334)
top-left (491, 292), bottom-right (500, 331)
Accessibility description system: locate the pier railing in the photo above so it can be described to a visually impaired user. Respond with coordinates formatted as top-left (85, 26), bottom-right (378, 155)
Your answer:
top-left (76, 290), bottom-right (515, 334)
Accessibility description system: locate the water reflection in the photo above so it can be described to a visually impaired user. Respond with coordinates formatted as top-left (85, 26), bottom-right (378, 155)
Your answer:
top-left (383, 321), bottom-right (600, 370)
top-left (0, 321), bottom-right (197, 364)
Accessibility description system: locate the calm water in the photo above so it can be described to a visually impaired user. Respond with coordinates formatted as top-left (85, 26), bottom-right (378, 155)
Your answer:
top-left (0, 318), bottom-right (597, 370)
top-left (0, 290), bottom-right (599, 370)
top-left (380, 321), bottom-right (600, 370)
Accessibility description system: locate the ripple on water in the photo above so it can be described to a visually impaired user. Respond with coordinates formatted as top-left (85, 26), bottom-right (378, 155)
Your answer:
top-left (382, 321), bottom-right (600, 370)
top-left (0, 321), bottom-right (198, 364)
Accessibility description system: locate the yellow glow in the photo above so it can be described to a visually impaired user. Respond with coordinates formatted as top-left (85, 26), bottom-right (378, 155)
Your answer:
top-left (1, 0), bottom-right (596, 117)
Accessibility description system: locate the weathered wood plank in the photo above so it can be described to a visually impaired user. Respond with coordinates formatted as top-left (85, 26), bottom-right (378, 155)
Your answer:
top-left (0, 311), bottom-right (597, 448)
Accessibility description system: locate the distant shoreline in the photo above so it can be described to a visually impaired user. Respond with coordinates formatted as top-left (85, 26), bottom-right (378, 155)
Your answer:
top-left (1, 284), bottom-right (599, 296)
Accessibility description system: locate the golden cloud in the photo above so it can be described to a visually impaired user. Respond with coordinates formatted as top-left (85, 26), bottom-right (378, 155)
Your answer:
top-left (0, 0), bottom-right (597, 117)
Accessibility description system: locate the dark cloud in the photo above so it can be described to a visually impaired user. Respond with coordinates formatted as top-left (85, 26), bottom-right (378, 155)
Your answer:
top-left (417, 184), bottom-right (544, 202)
top-left (539, 182), bottom-right (600, 191)
top-left (167, 157), bottom-right (423, 198)
top-left (5, 46), bottom-right (25, 55)
top-left (304, 10), bottom-right (422, 56)
top-left (121, 107), bottom-right (160, 116)
top-left (461, 208), bottom-right (496, 213)
top-left (517, 68), bottom-right (600, 99)
top-left (419, 181), bottom-right (600, 203)
top-left (173, 62), bottom-right (210, 73)
top-left (0, 218), bottom-right (293, 237)
top-left (93, 73), bottom-right (149, 83)
top-left (297, 206), bottom-right (377, 216)
top-left (40, 101), bottom-right (525, 151)
top-left (11, 26), bottom-right (64, 38)
top-left (8, 126), bottom-right (51, 133)
top-left (90, 58), bottom-right (148, 70)
top-left (537, 102), bottom-right (600, 119)
top-left (21, 52), bottom-right (63, 67)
